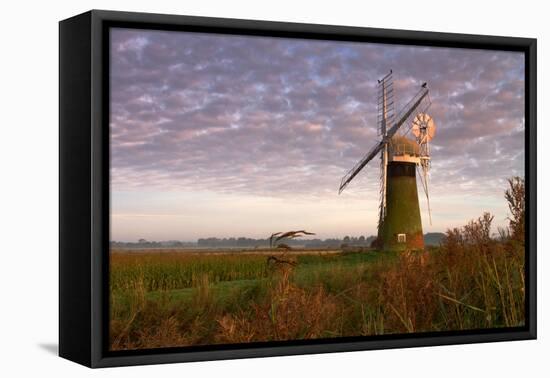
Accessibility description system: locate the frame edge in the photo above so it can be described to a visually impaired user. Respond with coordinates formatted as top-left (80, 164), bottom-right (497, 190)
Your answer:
top-left (59, 11), bottom-right (94, 368)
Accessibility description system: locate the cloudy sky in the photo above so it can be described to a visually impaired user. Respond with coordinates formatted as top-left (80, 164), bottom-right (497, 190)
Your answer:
top-left (110, 28), bottom-right (525, 242)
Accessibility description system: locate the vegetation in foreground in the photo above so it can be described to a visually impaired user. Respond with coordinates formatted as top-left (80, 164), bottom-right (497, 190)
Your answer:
top-left (109, 177), bottom-right (525, 350)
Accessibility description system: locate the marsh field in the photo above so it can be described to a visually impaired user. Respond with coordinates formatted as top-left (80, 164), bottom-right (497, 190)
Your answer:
top-left (110, 229), bottom-right (525, 351)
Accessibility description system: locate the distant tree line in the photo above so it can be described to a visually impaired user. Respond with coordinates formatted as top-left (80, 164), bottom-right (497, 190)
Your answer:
top-left (110, 235), bottom-right (383, 249)
top-left (110, 233), bottom-right (447, 249)
top-left (110, 239), bottom-right (196, 249)
top-left (197, 237), bottom-right (269, 248)
top-left (187, 236), bottom-right (378, 248)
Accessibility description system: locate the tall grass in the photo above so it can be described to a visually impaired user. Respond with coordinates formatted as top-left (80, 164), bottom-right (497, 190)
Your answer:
top-left (110, 178), bottom-right (525, 350)
top-left (110, 243), bottom-right (524, 350)
top-left (110, 252), bottom-right (269, 292)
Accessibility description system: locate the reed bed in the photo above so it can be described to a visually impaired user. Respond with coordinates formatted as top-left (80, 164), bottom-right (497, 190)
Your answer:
top-left (110, 252), bottom-right (270, 292)
top-left (110, 240), bottom-right (524, 350)
top-left (110, 177), bottom-right (526, 350)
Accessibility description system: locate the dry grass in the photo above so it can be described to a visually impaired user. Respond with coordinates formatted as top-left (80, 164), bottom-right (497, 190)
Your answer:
top-left (110, 239), bottom-right (524, 350)
top-left (109, 178), bottom-right (525, 350)
top-left (216, 265), bottom-right (340, 343)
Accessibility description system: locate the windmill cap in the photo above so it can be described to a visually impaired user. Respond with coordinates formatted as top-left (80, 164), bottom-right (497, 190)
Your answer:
top-left (388, 135), bottom-right (420, 156)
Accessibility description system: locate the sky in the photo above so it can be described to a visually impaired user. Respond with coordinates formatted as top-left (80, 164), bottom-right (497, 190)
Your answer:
top-left (110, 28), bottom-right (525, 242)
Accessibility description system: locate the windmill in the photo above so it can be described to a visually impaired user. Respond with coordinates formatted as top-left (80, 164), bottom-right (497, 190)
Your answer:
top-left (338, 71), bottom-right (436, 250)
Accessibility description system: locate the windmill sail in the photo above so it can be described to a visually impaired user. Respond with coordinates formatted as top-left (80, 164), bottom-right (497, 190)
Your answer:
top-left (377, 71), bottom-right (395, 136)
top-left (377, 72), bottom-right (394, 235)
top-left (417, 165), bottom-right (433, 225)
top-left (338, 139), bottom-right (385, 194)
top-left (338, 83), bottom-right (431, 194)
top-left (385, 85), bottom-right (430, 141)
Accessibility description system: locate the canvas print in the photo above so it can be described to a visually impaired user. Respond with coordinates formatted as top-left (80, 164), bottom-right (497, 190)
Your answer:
top-left (109, 28), bottom-right (526, 351)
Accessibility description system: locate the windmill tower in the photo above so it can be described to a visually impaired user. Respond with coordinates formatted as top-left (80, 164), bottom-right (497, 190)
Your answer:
top-left (338, 71), bottom-right (436, 251)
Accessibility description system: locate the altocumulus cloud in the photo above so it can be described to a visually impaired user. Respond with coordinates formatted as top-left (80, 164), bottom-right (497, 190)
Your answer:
top-left (110, 28), bottom-right (525, 202)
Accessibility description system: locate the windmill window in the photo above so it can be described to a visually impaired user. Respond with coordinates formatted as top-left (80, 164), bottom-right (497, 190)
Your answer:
top-left (397, 233), bottom-right (406, 243)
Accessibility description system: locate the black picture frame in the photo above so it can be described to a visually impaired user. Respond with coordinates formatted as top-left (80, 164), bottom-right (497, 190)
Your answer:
top-left (59, 9), bottom-right (537, 368)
